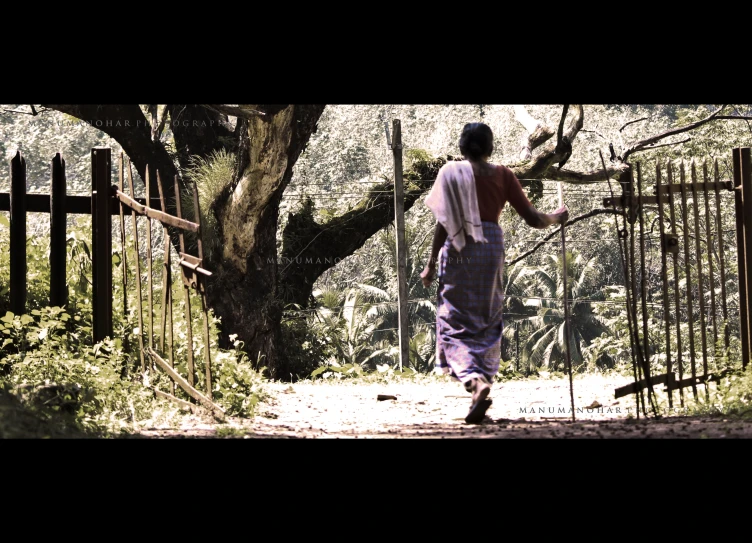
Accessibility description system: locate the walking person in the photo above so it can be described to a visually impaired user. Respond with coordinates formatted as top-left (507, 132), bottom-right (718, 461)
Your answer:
top-left (420, 122), bottom-right (568, 424)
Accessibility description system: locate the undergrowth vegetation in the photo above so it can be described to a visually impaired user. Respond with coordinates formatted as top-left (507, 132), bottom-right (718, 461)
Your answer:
top-left (0, 218), bottom-right (270, 437)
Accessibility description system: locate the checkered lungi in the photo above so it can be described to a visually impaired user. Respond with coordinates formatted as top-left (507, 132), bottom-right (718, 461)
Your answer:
top-left (436, 221), bottom-right (504, 384)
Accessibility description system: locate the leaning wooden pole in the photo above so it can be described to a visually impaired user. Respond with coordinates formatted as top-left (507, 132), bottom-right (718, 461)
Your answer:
top-left (557, 182), bottom-right (575, 421)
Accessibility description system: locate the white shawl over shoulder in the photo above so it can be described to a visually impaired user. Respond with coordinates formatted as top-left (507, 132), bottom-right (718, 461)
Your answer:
top-left (425, 160), bottom-right (487, 253)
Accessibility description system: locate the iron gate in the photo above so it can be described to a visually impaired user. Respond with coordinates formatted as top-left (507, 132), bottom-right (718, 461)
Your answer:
top-left (604, 147), bottom-right (751, 417)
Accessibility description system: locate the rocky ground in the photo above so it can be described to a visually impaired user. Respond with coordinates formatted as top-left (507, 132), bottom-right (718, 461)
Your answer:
top-left (134, 373), bottom-right (752, 439)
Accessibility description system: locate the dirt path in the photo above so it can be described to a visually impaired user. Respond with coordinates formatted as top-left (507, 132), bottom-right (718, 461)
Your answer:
top-left (136, 374), bottom-right (752, 439)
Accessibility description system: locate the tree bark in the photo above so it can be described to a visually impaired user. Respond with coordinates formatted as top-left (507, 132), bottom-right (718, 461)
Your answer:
top-left (203, 104), bottom-right (326, 379)
top-left (278, 156), bottom-right (444, 309)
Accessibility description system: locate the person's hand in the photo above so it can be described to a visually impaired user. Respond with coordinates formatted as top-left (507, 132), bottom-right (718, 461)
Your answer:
top-left (553, 204), bottom-right (569, 225)
top-left (420, 263), bottom-right (436, 287)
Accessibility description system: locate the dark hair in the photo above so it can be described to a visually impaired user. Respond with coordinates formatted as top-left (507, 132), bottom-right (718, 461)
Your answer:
top-left (459, 122), bottom-right (494, 161)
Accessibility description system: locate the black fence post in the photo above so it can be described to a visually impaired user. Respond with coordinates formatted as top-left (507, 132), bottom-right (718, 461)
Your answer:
top-left (92, 147), bottom-right (113, 343)
top-left (50, 153), bottom-right (67, 308)
top-left (10, 151), bottom-right (26, 316)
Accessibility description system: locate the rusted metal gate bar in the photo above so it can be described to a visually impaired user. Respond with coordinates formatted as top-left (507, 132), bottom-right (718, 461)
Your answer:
top-left (126, 160), bottom-right (146, 372)
top-left (191, 181), bottom-right (214, 400)
top-left (156, 171), bottom-right (175, 396)
top-left (665, 162), bottom-right (685, 406)
top-left (636, 164), bottom-right (654, 415)
top-left (117, 155), bottom-right (129, 358)
top-left (678, 162), bottom-right (699, 400)
top-left (636, 166), bottom-right (658, 415)
top-left (702, 161), bottom-right (718, 361)
top-left (173, 175), bottom-right (196, 386)
top-left (148, 347), bottom-right (224, 420)
top-left (116, 159), bottom-right (220, 417)
top-left (628, 169), bottom-right (646, 414)
top-left (712, 159), bottom-right (730, 354)
top-left (145, 168), bottom-right (154, 356)
top-left (655, 162), bottom-right (674, 408)
top-left (690, 161), bottom-right (709, 394)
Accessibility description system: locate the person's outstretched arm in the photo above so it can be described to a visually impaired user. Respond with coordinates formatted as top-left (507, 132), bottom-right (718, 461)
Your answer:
top-left (420, 222), bottom-right (448, 287)
top-left (506, 170), bottom-right (569, 228)
top-left (520, 203), bottom-right (569, 229)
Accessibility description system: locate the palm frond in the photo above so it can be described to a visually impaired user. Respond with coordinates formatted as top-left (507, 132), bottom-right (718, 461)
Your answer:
top-left (354, 282), bottom-right (391, 301)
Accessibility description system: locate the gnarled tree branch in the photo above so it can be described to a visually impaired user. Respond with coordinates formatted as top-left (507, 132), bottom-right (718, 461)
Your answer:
top-left (620, 117), bottom-right (649, 132)
top-left (507, 208), bottom-right (626, 267)
top-left (514, 105), bottom-right (555, 160)
top-left (622, 104), bottom-right (729, 161)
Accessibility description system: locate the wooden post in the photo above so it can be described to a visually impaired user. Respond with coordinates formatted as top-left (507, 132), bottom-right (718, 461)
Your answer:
top-left (91, 147), bottom-right (113, 343)
top-left (50, 153), bottom-right (67, 308)
top-left (739, 148), bottom-right (752, 370)
top-left (10, 151), bottom-right (27, 316)
top-left (392, 119), bottom-right (409, 371)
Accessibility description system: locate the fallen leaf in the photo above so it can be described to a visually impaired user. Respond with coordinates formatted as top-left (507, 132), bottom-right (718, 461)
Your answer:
top-left (377, 395), bottom-right (398, 401)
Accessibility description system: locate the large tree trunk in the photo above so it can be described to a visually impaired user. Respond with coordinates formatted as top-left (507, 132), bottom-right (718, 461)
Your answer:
top-left (205, 105), bottom-right (325, 379)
